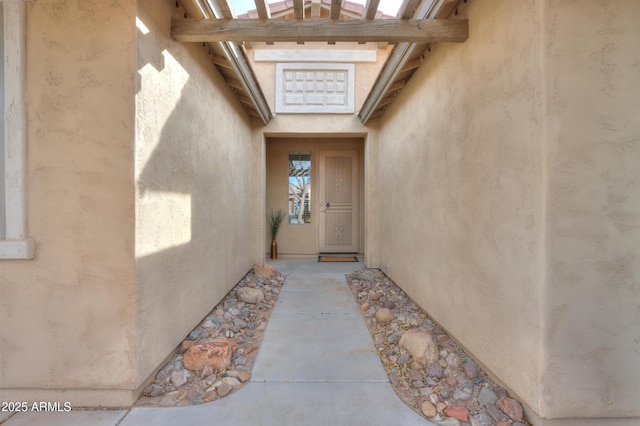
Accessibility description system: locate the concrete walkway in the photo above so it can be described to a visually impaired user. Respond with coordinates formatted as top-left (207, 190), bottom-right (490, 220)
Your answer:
top-left (3, 257), bottom-right (433, 426)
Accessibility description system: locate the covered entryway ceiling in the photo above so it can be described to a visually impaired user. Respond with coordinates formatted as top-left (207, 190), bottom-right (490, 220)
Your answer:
top-left (173, 0), bottom-right (468, 125)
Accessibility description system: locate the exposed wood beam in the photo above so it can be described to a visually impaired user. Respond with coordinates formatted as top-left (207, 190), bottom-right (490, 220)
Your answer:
top-left (435, 0), bottom-right (458, 18)
top-left (311, 0), bottom-right (321, 18)
top-left (226, 77), bottom-right (246, 91)
top-left (172, 18), bottom-right (469, 43)
top-left (397, 0), bottom-right (422, 19)
top-left (293, 0), bottom-right (304, 19)
top-left (214, 0), bottom-right (236, 18)
top-left (330, 0), bottom-right (343, 19)
top-left (362, 0), bottom-right (380, 19)
top-left (401, 56), bottom-right (423, 71)
top-left (212, 54), bottom-right (233, 69)
top-left (388, 80), bottom-right (407, 92)
top-left (195, 0), bottom-right (271, 124)
top-left (254, 0), bottom-right (271, 19)
top-left (359, 0), bottom-right (461, 124)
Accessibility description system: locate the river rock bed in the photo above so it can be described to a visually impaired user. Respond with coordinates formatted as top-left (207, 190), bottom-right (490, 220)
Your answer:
top-left (346, 268), bottom-right (531, 426)
top-left (135, 264), bottom-right (285, 407)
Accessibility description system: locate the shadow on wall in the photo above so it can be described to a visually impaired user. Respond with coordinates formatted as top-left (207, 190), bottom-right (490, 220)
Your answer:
top-left (132, 6), bottom-right (254, 381)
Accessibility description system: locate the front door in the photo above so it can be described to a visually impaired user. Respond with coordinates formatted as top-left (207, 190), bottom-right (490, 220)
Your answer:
top-left (318, 151), bottom-right (359, 253)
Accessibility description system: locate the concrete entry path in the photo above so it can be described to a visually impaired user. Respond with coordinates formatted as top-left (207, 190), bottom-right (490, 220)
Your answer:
top-left (4, 257), bottom-right (433, 426)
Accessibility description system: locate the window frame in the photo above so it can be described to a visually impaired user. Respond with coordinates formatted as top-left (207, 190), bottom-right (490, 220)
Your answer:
top-left (288, 151), bottom-right (312, 225)
top-left (0, 0), bottom-right (33, 259)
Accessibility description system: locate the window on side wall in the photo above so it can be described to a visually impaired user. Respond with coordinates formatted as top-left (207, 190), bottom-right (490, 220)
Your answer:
top-left (288, 152), bottom-right (311, 225)
top-left (1, 0), bottom-right (33, 259)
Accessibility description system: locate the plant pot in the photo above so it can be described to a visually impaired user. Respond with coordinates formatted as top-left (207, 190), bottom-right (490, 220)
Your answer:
top-left (270, 239), bottom-right (278, 259)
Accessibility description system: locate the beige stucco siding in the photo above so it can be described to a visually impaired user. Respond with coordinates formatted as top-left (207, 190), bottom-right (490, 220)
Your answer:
top-left (265, 138), bottom-right (364, 255)
top-left (0, 0), bottom-right (137, 404)
top-left (135, 0), bottom-right (254, 385)
top-left (378, 0), bottom-right (640, 423)
top-left (542, 0), bottom-right (640, 419)
top-left (378, 0), bottom-right (544, 414)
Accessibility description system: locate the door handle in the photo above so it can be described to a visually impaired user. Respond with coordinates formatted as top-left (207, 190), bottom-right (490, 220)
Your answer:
top-left (326, 202), bottom-right (330, 208)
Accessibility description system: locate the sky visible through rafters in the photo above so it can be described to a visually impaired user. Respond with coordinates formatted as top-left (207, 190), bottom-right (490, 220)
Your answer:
top-left (230, 0), bottom-right (402, 16)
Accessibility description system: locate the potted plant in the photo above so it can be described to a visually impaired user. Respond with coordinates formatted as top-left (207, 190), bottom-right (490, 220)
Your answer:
top-left (268, 209), bottom-right (285, 259)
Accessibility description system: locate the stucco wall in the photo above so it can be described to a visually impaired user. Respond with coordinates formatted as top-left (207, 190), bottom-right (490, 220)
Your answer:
top-left (0, 0), bottom-right (137, 406)
top-left (378, 0), bottom-right (544, 415)
top-left (265, 138), bottom-right (364, 255)
top-left (542, 0), bottom-right (640, 421)
top-left (249, 42), bottom-right (386, 264)
top-left (377, 0), bottom-right (640, 424)
top-left (135, 0), bottom-right (254, 385)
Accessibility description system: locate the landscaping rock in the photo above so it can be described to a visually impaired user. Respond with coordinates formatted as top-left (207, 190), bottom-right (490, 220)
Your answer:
top-left (497, 397), bottom-right (524, 422)
top-left (420, 400), bottom-right (437, 417)
top-left (237, 287), bottom-right (265, 305)
top-left (183, 339), bottom-right (234, 371)
top-left (478, 387), bottom-right (498, 406)
top-left (444, 405), bottom-right (469, 422)
top-left (398, 329), bottom-right (439, 366)
top-left (375, 308), bottom-right (394, 322)
top-left (253, 263), bottom-right (280, 280)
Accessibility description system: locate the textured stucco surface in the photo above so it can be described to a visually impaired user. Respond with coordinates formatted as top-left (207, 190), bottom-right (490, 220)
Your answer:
top-left (377, 0), bottom-right (640, 424)
top-left (135, 0), bottom-right (254, 385)
top-left (542, 0), bottom-right (640, 419)
top-left (0, 0), bottom-right (137, 404)
top-left (379, 0), bottom-right (544, 411)
top-left (250, 42), bottom-right (386, 264)
top-left (265, 138), bottom-right (364, 255)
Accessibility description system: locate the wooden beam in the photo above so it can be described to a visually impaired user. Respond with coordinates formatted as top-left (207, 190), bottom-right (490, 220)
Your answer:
top-left (172, 18), bottom-right (469, 43)
top-left (401, 56), bottom-right (423, 71)
top-left (254, 0), bottom-right (271, 19)
top-left (215, 0), bottom-right (236, 18)
top-left (311, 0), bottom-right (321, 18)
top-left (212, 54), bottom-right (233, 69)
top-left (388, 80), bottom-right (407, 92)
top-left (362, 0), bottom-right (380, 19)
top-left (397, 0), bottom-right (422, 19)
top-left (293, 0), bottom-right (304, 19)
top-left (226, 77), bottom-right (247, 91)
top-left (435, 0), bottom-right (458, 18)
top-left (330, 0), bottom-right (343, 19)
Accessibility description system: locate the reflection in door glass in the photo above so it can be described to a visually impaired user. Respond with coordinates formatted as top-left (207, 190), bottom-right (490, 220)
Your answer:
top-left (288, 152), bottom-right (311, 224)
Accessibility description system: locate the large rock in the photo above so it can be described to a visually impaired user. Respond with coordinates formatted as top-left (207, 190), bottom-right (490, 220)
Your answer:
top-left (253, 263), bottom-right (280, 280)
top-left (183, 339), bottom-right (234, 371)
top-left (237, 287), bottom-right (265, 304)
top-left (398, 329), bottom-right (439, 366)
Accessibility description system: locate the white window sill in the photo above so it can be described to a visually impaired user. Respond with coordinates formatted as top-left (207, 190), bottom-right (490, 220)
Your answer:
top-left (0, 238), bottom-right (34, 259)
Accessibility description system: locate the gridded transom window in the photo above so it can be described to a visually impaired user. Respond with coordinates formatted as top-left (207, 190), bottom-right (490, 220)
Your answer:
top-left (276, 63), bottom-right (355, 113)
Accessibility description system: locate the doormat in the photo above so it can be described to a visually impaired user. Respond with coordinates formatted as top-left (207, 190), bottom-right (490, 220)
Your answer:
top-left (318, 256), bottom-right (359, 263)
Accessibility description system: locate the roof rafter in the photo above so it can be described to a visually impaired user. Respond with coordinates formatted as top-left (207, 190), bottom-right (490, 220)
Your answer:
top-left (213, 0), bottom-right (236, 18)
top-left (359, 0), bottom-right (463, 124)
top-left (397, 0), bottom-right (422, 18)
top-left (195, 0), bottom-right (272, 124)
top-left (293, 0), bottom-right (305, 19)
top-left (172, 18), bottom-right (469, 44)
top-left (362, 0), bottom-right (380, 19)
top-left (330, 0), bottom-right (343, 19)
top-left (254, 0), bottom-right (271, 19)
